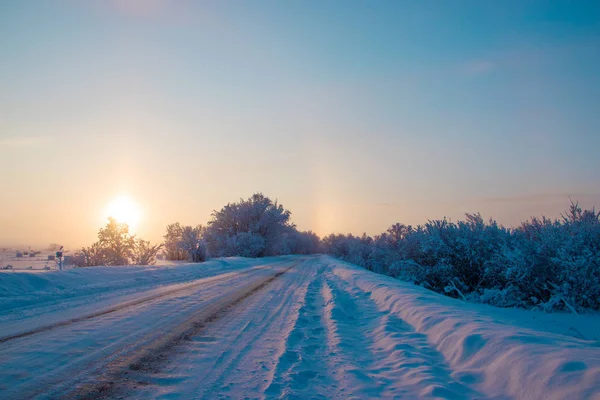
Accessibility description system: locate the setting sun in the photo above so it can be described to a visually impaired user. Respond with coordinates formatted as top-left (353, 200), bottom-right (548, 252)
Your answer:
top-left (104, 195), bottom-right (142, 229)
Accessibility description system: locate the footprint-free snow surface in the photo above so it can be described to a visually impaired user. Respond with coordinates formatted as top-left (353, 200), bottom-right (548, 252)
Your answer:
top-left (1, 255), bottom-right (599, 399)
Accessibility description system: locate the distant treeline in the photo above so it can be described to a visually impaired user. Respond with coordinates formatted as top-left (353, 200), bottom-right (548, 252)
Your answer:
top-left (78, 193), bottom-right (320, 267)
top-left (77, 194), bottom-right (600, 312)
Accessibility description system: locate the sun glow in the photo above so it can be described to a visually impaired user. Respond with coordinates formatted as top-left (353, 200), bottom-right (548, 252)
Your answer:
top-left (104, 195), bottom-right (142, 230)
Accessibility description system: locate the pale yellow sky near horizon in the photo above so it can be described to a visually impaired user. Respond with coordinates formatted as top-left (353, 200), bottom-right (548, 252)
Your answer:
top-left (1, 185), bottom-right (598, 250)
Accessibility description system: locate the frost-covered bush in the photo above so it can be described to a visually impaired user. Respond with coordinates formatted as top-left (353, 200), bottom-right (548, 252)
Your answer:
top-left (163, 223), bottom-right (189, 261)
top-left (322, 233), bottom-right (374, 269)
top-left (274, 230), bottom-right (322, 255)
top-left (467, 286), bottom-right (525, 307)
top-left (388, 260), bottom-right (428, 284)
top-left (133, 239), bottom-right (163, 266)
top-left (163, 223), bottom-right (206, 262)
top-left (506, 202), bottom-right (600, 311)
top-left (323, 201), bottom-right (600, 312)
top-left (204, 193), bottom-right (321, 258)
top-left (229, 232), bottom-right (267, 258)
top-left (179, 225), bottom-right (207, 262)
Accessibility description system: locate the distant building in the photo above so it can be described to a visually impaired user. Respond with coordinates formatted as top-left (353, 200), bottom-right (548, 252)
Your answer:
top-left (48, 255), bottom-right (56, 261)
top-left (16, 252), bottom-right (23, 258)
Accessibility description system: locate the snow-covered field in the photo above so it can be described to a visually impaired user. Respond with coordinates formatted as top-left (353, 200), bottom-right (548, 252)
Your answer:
top-left (0, 255), bottom-right (599, 399)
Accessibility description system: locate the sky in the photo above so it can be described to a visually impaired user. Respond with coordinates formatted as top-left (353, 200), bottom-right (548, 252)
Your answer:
top-left (1, 0), bottom-right (599, 249)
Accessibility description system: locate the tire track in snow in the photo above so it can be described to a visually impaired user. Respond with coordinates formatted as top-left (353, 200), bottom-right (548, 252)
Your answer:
top-left (0, 262), bottom-right (295, 399)
top-left (325, 271), bottom-right (483, 399)
top-left (195, 263), bottom-right (314, 398)
top-left (320, 270), bottom-right (387, 398)
top-left (0, 265), bottom-right (273, 344)
top-left (264, 264), bottom-right (336, 399)
top-left (135, 258), bottom-right (317, 399)
top-left (0, 258), bottom-right (269, 320)
top-left (257, 262), bottom-right (314, 398)
top-left (65, 262), bottom-right (298, 400)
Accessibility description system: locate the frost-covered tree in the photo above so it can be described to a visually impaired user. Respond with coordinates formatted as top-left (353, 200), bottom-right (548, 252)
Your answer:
top-left (164, 195), bottom-right (320, 260)
top-left (80, 218), bottom-right (161, 267)
top-left (229, 231), bottom-right (266, 258)
top-left (204, 193), bottom-right (294, 257)
top-left (179, 225), bottom-right (207, 262)
top-left (163, 223), bottom-right (187, 261)
top-left (97, 217), bottom-right (136, 266)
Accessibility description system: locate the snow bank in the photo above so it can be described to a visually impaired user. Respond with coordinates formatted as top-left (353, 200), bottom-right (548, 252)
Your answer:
top-left (0, 257), bottom-right (284, 312)
top-left (328, 256), bottom-right (600, 400)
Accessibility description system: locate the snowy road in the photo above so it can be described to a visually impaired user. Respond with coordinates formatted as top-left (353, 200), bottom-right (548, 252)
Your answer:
top-left (1, 256), bottom-right (599, 399)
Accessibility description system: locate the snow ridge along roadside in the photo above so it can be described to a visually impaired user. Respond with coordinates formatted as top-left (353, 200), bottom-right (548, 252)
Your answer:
top-left (329, 256), bottom-right (600, 400)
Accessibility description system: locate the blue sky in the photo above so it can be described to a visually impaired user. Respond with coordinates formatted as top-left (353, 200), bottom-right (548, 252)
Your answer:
top-left (1, 0), bottom-right (599, 246)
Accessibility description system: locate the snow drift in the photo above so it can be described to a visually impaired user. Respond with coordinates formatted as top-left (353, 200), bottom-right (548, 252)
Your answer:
top-left (329, 257), bottom-right (600, 399)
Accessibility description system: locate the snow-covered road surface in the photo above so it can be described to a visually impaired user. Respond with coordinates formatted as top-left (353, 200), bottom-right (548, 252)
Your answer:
top-left (1, 256), bottom-right (599, 399)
